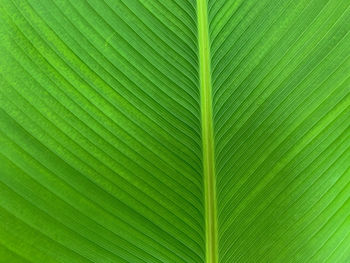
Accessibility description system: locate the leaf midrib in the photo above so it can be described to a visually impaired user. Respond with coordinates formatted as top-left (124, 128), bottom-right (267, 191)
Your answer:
top-left (196, 1), bottom-right (218, 262)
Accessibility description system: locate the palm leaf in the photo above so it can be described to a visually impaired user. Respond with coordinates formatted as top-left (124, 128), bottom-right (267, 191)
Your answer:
top-left (0, 0), bottom-right (349, 262)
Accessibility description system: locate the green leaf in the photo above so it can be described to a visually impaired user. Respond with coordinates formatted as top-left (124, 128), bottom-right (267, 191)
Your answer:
top-left (0, 0), bottom-right (349, 262)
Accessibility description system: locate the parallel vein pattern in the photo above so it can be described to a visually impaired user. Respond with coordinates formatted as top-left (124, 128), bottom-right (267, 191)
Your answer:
top-left (208, 0), bottom-right (350, 261)
top-left (0, 0), bottom-right (205, 262)
top-left (1, 0), bottom-right (350, 262)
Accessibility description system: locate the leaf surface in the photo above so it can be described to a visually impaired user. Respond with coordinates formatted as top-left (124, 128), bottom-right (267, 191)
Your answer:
top-left (0, 0), bottom-right (349, 262)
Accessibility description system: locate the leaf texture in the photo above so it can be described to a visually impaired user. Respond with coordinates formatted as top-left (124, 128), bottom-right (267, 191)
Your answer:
top-left (209, 0), bottom-right (350, 261)
top-left (0, 0), bottom-right (204, 262)
top-left (0, 0), bottom-right (349, 262)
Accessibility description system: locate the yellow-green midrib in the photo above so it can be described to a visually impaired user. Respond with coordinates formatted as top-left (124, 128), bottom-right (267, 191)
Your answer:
top-left (196, 0), bottom-right (218, 262)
